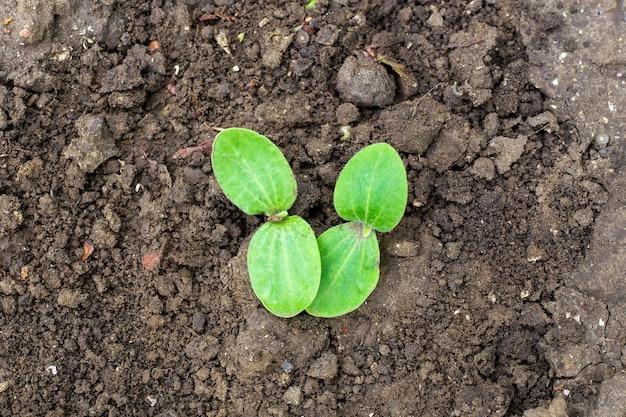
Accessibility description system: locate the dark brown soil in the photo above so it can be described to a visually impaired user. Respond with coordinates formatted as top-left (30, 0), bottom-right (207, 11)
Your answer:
top-left (1, 0), bottom-right (625, 416)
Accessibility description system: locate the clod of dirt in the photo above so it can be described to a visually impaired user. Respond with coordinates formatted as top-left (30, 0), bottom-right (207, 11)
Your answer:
top-left (8, 65), bottom-right (57, 93)
top-left (590, 373), bottom-right (626, 417)
top-left (454, 381), bottom-right (511, 417)
top-left (336, 55), bottom-right (395, 108)
top-left (523, 396), bottom-right (568, 417)
top-left (377, 97), bottom-right (449, 154)
top-left (470, 157), bottom-right (496, 180)
top-left (315, 24), bottom-right (340, 46)
top-left (0, 195), bottom-right (23, 237)
top-left (528, 112), bottom-right (560, 133)
top-left (14, 0), bottom-right (55, 45)
top-left (427, 8), bottom-right (444, 27)
top-left (526, 243), bottom-right (546, 262)
top-left (488, 135), bottom-right (528, 174)
top-left (254, 93), bottom-right (312, 127)
top-left (427, 115), bottom-right (470, 172)
top-left (261, 28), bottom-right (294, 69)
top-left (229, 309), bottom-right (286, 378)
top-left (573, 208), bottom-right (593, 227)
top-left (99, 44), bottom-right (166, 93)
top-left (449, 22), bottom-right (498, 106)
top-left (0, 110), bottom-right (7, 130)
top-left (282, 386), bottom-right (302, 406)
top-left (63, 114), bottom-right (119, 173)
top-left (307, 352), bottom-right (337, 380)
top-left (335, 103), bottom-right (359, 125)
top-left (57, 289), bottom-right (87, 308)
top-left (184, 335), bottom-right (219, 361)
top-left (483, 113), bottom-right (499, 137)
top-left (16, 157), bottom-right (44, 190)
top-left (544, 340), bottom-right (601, 378)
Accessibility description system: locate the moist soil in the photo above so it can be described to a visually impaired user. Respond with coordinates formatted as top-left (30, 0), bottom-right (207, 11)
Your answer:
top-left (1, 1), bottom-right (625, 416)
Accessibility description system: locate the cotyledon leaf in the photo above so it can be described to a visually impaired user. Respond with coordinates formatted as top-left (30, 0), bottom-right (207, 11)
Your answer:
top-left (211, 127), bottom-right (297, 216)
top-left (306, 222), bottom-right (380, 318)
top-left (247, 215), bottom-right (321, 318)
top-left (334, 143), bottom-right (407, 233)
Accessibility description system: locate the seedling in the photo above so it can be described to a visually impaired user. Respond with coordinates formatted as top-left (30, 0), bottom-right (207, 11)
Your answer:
top-left (211, 128), bottom-right (320, 317)
top-left (307, 143), bottom-right (407, 317)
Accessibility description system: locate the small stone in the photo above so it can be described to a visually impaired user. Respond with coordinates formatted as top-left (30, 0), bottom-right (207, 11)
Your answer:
top-left (191, 313), bottom-right (206, 333)
top-left (315, 25), bottom-right (340, 46)
top-left (336, 103), bottom-right (360, 125)
top-left (336, 56), bottom-right (395, 108)
top-left (57, 289), bottom-right (87, 308)
top-left (470, 157), bottom-right (496, 180)
top-left (465, 0), bottom-right (483, 14)
top-left (0, 380), bottom-right (10, 393)
top-left (283, 386), bottom-right (302, 406)
top-left (523, 396), bottom-right (567, 417)
top-left (594, 132), bottom-right (609, 148)
top-left (573, 207), bottom-right (593, 227)
top-left (526, 244), bottom-right (546, 262)
top-left (427, 9), bottom-right (444, 27)
top-left (483, 113), bottom-right (499, 137)
top-left (379, 344), bottom-right (391, 356)
top-left (63, 115), bottom-right (119, 173)
top-left (281, 360), bottom-right (294, 373)
top-left (488, 135), bottom-right (527, 174)
top-left (307, 352), bottom-right (338, 380)
top-left (261, 28), bottom-right (293, 69)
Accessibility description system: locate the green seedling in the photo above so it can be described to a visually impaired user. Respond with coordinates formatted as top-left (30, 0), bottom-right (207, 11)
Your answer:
top-left (307, 143), bottom-right (407, 317)
top-left (212, 128), bottom-right (297, 217)
top-left (211, 128), bottom-right (320, 317)
top-left (334, 143), bottom-right (408, 232)
top-left (306, 222), bottom-right (379, 317)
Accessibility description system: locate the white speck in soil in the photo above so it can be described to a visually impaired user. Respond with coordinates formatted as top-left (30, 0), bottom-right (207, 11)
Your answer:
top-left (46, 365), bottom-right (58, 375)
top-left (147, 395), bottom-right (157, 407)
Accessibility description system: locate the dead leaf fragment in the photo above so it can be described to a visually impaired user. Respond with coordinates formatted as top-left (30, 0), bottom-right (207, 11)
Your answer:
top-left (80, 240), bottom-right (94, 261)
top-left (142, 249), bottom-right (163, 271)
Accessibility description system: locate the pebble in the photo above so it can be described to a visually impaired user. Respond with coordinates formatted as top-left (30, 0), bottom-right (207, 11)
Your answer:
top-left (427, 9), bottom-right (444, 27)
top-left (594, 132), bottom-right (609, 148)
top-left (191, 313), bottom-right (206, 333)
top-left (336, 56), bottom-right (395, 108)
top-left (283, 386), bottom-right (302, 406)
top-left (281, 360), bottom-right (294, 373)
top-left (465, 0), bottom-right (483, 14)
top-left (307, 352), bottom-right (338, 380)
top-left (470, 157), bottom-right (496, 180)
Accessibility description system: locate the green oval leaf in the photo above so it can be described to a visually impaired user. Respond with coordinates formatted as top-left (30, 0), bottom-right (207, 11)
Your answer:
top-left (334, 143), bottom-right (407, 233)
top-left (247, 215), bottom-right (321, 317)
top-left (211, 128), bottom-right (297, 216)
top-left (306, 222), bottom-right (380, 318)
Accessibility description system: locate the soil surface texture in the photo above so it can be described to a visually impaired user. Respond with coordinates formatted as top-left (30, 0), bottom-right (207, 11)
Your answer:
top-left (1, 0), bottom-right (625, 416)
